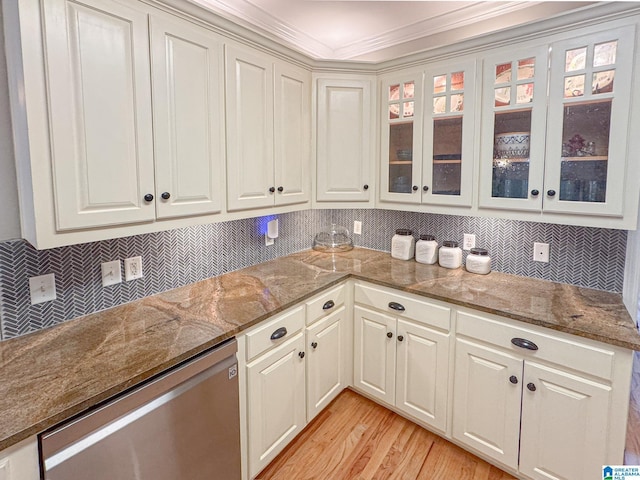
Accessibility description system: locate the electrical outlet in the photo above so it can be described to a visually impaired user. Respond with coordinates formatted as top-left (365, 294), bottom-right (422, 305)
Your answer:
top-left (463, 233), bottom-right (476, 251)
top-left (533, 242), bottom-right (550, 263)
top-left (124, 256), bottom-right (143, 281)
top-left (101, 260), bottom-right (122, 287)
top-left (265, 234), bottom-right (274, 246)
top-left (29, 273), bottom-right (56, 305)
top-left (353, 220), bottom-right (362, 235)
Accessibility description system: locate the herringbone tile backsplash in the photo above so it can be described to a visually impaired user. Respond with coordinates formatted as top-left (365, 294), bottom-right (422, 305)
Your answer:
top-left (0, 209), bottom-right (627, 340)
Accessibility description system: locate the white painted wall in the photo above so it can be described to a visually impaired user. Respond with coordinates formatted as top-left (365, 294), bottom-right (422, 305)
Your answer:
top-left (0, 4), bottom-right (21, 241)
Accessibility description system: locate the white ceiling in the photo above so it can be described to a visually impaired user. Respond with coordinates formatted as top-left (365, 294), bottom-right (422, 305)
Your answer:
top-left (190, 0), bottom-right (600, 62)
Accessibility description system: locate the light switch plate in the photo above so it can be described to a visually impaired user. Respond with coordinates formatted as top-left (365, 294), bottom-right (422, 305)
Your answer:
top-left (463, 233), bottom-right (476, 250)
top-left (124, 256), bottom-right (143, 281)
top-left (533, 242), bottom-right (550, 263)
top-left (29, 273), bottom-right (56, 305)
top-left (353, 221), bottom-right (362, 235)
top-left (101, 260), bottom-right (122, 287)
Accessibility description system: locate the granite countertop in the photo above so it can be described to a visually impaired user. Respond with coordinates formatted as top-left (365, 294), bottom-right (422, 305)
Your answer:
top-left (1, 247), bottom-right (638, 451)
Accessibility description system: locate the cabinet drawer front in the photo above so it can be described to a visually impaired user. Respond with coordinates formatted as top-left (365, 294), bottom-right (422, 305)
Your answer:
top-left (306, 284), bottom-right (346, 325)
top-left (354, 283), bottom-right (450, 331)
top-left (456, 310), bottom-right (615, 381)
top-left (246, 305), bottom-right (305, 360)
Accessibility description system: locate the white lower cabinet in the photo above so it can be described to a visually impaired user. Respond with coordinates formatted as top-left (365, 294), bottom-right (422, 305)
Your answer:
top-left (353, 283), bottom-right (451, 433)
top-left (452, 309), bottom-right (632, 480)
top-left (0, 438), bottom-right (39, 480)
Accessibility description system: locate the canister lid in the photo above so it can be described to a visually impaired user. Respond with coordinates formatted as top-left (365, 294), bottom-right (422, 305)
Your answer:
top-left (470, 248), bottom-right (489, 256)
top-left (419, 234), bottom-right (435, 241)
top-left (442, 240), bottom-right (458, 247)
top-left (395, 229), bottom-right (413, 235)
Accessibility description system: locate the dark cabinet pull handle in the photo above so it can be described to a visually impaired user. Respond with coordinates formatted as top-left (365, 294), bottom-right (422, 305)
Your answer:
top-left (386, 332), bottom-right (393, 339)
top-left (423, 186), bottom-right (429, 192)
top-left (527, 382), bottom-right (536, 392)
top-left (531, 189), bottom-right (539, 196)
top-left (270, 327), bottom-right (287, 340)
top-left (161, 192), bottom-right (171, 200)
top-left (299, 351), bottom-right (305, 359)
top-left (277, 186), bottom-right (284, 192)
top-left (511, 338), bottom-right (539, 351)
top-left (412, 185), bottom-right (419, 191)
top-left (509, 375), bottom-right (518, 384)
top-left (547, 189), bottom-right (556, 197)
top-left (322, 300), bottom-right (335, 310)
top-left (388, 302), bottom-right (405, 312)
top-left (269, 187), bottom-right (276, 193)
top-left (311, 342), bottom-right (318, 349)
top-left (144, 194), bottom-right (154, 202)
top-left (363, 184), bottom-right (369, 190)
top-left (397, 335), bottom-right (404, 342)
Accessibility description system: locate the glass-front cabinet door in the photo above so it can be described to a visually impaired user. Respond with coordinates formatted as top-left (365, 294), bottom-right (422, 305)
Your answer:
top-left (479, 46), bottom-right (549, 211)
top-left (423, 60), bottom-right (476, 206)
top-left (380, 73), bottom-right (423, 203)
top-left (543, 26), bottom-right (635, 216)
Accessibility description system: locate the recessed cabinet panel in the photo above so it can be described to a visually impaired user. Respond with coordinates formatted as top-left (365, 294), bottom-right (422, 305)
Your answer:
top-left (316, 79), bottom-right (373, 202)
top-left (43, 0), bottom-right (155, 230)
top-left (543, 26), bottom-right (635, 216)
top-left (150, 14), bottom-right (224, 219)
top-left (225, 46), bottom-right (275, 211)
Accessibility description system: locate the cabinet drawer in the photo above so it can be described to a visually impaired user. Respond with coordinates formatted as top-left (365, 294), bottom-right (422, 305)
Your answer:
top-left (354, 283), bottom-right (450, 332)
top-left (456, 310), bottom-right (615, 381)
top-left (306, 284), bottom-right (346, 325)
top-left (245, 305), bottom-right (305, 361)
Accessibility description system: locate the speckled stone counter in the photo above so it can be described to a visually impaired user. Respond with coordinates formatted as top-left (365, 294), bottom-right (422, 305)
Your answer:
top-left (0, 247), bottom-right (638, 451)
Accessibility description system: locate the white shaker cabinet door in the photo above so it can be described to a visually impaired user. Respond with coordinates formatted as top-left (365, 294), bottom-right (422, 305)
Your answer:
top-left (225, 45), bottom-right (275, 212)
top-left (274, 62), bottom-right (311, 207)
top-left (452, 338), bottom-right (522, 471)
top-left (353, 305), bottom-right (396, 405)
top-left (43, 0), bottom-right (155, 230)
top-left (519, 361), bottom-right (612, 480)
top-left (150, 14), bottom-right (225, 219)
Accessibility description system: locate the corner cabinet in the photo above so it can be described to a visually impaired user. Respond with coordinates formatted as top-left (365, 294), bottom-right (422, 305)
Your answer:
top-left (225, 45), bottom-right (311, 212)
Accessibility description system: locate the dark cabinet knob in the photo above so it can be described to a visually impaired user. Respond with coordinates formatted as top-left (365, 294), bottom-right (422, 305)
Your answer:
top-left (423, 186), bottom-right (429, 192)
top-left (511, 338), bottom-right (539, 351)
top-left (412, 185), bottom-right (419, 191)
top-left (161, 192), bottom-right (171, 200)
top-left (388, 302), bottom-right (405, 312)
top-left (547, 189), bottom-right (556, 197)
top-left (144, 194), bottom-right (154, 202)
top-left (269, 187), bottom-right (276, 193)
top-left (311, 342), bottom-right (318, 349)
top-left (363, 184), bottom-right (369, 190)
top-left (322, 300), bottom-right (335, 310)
top-left (386, 332), bottom-right (393, 339)
top-left (299, 351), bottom-right (305, 359)
top-left (397, 335), bottom-right (404, 342)
top-left (277, 186), bottom-right (284, 192)
top-left (270, 327), bottom-right (287, 340)
top-left (531, 189), bottom-right (539, 196)
top-left (509, 375), bottom-right (518, 384)
top-left (527, 382), bottom-right (537, 392)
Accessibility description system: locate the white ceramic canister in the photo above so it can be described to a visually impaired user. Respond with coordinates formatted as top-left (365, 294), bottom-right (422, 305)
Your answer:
top-left (391, 229), bottom-right (415, 260)
top-left (415, 235), bottom-right (438, 264)
top-left (439, 240), bottom-right (462, 269)
top-left (466, 247), bottom-right (492, 275)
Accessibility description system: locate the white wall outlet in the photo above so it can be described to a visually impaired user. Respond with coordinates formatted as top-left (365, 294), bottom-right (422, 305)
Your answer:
top-left (29, 273), bottom-right (56, 305)
top-left (463, 233), bottom-right (476, 251)
top-left (533, 242), bottom-right (550, 263)
top-left (101, 260), bottom-right (122, 287)
top-left (124, 256), bottom-right (143, 281)
top-left (353, 220), bottom-right (362, 235)
top-left (265, 234), bottom-right (274, 246)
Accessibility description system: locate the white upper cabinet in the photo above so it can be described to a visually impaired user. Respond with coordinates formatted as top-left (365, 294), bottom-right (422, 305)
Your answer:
top-left (226, 45), bottom-right (311, 212)
top-left (150, 13), bottom-right (225, 219)
top-left (42, 0), bottom-right (155, 230)
top-left (315, 76), bottom-right (375, 204)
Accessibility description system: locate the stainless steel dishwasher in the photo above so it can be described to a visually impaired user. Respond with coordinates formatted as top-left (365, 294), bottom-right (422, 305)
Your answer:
top-left (40, 338), bottom-right (241, 480)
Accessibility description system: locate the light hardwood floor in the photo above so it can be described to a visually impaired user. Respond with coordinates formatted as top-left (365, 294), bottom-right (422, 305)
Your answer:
top-left (257, 389), bottom-right (516, 480)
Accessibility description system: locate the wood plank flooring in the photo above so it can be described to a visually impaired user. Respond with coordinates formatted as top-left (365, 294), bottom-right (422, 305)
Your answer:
top-left (256, 389), bottom-right (516, 480)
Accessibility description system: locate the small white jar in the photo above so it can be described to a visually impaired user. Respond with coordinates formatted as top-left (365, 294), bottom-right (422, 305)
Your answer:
top-left (415, 235), bottom-right (438, 265)
top-left (439, 240), bottom-right (462, 269)
top-left (391, 229), bottom-right (415, 260)
top-left (466, 248), bottom-right (492, 275)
